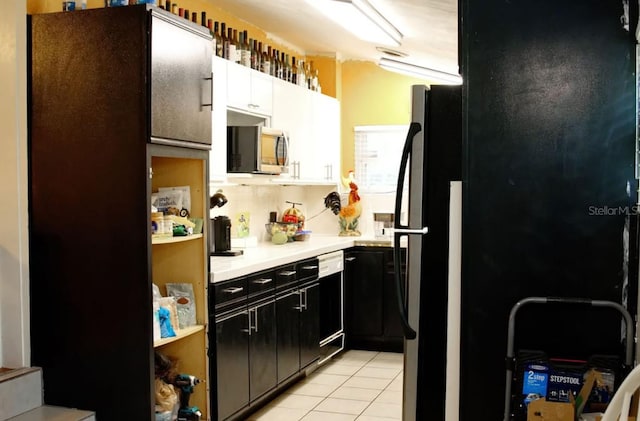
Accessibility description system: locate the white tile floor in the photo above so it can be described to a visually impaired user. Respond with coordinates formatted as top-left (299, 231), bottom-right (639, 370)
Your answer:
top-left (247, 350), bottom-right (404, 421)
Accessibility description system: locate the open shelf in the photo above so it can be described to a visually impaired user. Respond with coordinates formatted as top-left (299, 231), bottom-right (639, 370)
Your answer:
top-left (154, 324), bottom-right (205, 348)
top-left (152, 233), bottom-right (203, 245)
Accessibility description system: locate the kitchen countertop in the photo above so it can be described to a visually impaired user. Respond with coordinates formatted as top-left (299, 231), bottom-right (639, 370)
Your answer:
top-left (209, 235), bottom-right (398, 283)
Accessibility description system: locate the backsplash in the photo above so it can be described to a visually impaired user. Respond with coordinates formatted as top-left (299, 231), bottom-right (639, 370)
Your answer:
top-left (209, 183), bottom-right (403, 242)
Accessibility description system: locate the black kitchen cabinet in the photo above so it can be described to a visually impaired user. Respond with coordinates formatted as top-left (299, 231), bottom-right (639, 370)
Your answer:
top-left (213, 260), bottom-right (318, 420)
top-left (248, 298), bottom-right (277, 400)
top-left (276, 289), bottom-right (302, 383)
top-left (212, 270), bottom-right (277, 420)
top-left (29, 6), bottom-right (211, 421)
top-left (299, 281), bottom-right (320, 369)
top-left (151, 13), bottom-right (212, 146)
top-left (215, 309), bottom-right (250, 420)
top-left (384, 251), bottom-right (405, 340)
top-left (345, 248), bottom-right (404, 352)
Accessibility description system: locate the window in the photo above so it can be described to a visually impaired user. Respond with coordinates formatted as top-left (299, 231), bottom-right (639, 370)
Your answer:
top-left (354, 125), bottom-right (408, 193)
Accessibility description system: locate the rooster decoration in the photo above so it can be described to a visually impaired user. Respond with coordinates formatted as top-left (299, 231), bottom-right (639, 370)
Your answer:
top-left (324, 174), bottom-right (362, 236)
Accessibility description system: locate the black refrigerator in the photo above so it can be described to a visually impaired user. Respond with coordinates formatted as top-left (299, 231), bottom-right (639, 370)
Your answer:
top-left (392, 1), bottom-right (639, 420)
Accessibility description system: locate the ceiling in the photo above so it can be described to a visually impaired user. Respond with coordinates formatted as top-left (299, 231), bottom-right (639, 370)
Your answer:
top-left (210, 0), bottom-right (459, 77)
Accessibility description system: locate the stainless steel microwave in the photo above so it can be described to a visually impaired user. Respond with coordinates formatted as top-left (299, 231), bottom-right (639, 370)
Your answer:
top-left (227, 126), bottom-right (289, 174)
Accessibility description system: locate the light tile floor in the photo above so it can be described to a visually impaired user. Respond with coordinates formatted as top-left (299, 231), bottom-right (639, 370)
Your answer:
top-left (247, 350), bottom-right (404, 421)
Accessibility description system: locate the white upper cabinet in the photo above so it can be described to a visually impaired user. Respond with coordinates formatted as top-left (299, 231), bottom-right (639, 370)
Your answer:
top-left (212, 58), bottom-right (340, 184)
top-left (310, 92), bottom-right (341, 183)
top-left (272, 78), bottom-right (341, 183)
top-left (272, 78), bottom-right (312, 179)
top-left (226, 60), bottom-right (273, 116)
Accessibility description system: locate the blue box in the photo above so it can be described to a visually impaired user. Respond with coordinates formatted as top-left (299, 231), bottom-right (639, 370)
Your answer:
top-left (522, 363), bottom-right (549, 406)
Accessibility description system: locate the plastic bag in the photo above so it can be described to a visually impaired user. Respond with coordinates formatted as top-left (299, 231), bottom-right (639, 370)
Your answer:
top-left (166, 283), bottom-right (196, 329)
top-left (157, 297), bottom-right (178, 337)
top-left (158, 186), bottom-right (191, 217)
top-left (151, 189), bottom-right (184, 216)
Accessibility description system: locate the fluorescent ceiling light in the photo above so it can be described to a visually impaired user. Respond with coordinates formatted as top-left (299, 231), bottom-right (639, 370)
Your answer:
top-left (379, 57), bottom-right (463, 85)
top-left (306, 0), bottom-right (403, 47)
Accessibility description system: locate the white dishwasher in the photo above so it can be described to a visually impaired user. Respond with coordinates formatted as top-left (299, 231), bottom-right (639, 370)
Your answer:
top-left (318, 250), bottom-right (345, 364)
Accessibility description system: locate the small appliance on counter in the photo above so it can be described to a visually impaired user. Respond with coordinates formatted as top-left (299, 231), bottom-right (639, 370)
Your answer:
top-left (373, 212), bottom-right (394, 240)
top-left (209, 190), bottom-right (243, 257)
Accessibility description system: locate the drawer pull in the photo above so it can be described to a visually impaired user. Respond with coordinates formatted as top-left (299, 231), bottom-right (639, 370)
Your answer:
top-left (252, 278), bottom-right (273, 285)
top-left (345, 257), bottom-right (356, 262)
top-left (279, 270), bottom-right (296, 277)
top-left (301, 265), bottom-right (318, 270)
top-left (223, 286), bottom-right (244, 294)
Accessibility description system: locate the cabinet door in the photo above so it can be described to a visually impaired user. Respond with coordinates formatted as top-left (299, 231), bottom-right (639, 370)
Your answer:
top-left (227, 62), bottom-right (273, 116)
top-left (215, 310), bottom-right (250, 420)
top-left (211, 56), bottom-right (228, 179)
top-left (271, 79), bottom-right (312, 179)
top-left (249, 299), bottom-right (277, 401)
top-left (276, 290), bottom-right (301, 383)
top-left (383, 249), bottom-right (405, 345)
top-left (226, 62), bottom-right (252, 111)
top-left (299, 282), bottom-right (320, 369)
top-left (345, 250), bottom-right (385, 338)
top-left (151, 14), bottom-right (212, 145)
top-left (310, 93), bottom-right (341, 182)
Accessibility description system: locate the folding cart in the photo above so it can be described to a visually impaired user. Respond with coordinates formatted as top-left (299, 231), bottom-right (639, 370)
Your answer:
top-left (503, 297), bottom-right (634, 421)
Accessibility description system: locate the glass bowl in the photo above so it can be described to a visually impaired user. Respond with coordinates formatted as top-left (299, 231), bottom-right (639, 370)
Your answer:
top-left (265, 222), bottom-right (299, 240)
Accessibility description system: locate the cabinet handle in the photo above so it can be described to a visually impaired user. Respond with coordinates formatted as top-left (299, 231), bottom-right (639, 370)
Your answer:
top-left (298, 289), bottom-right (306, 311)
top-left (252, 278), bottom-right (273, 285)
top-left (301, 265), bottom-right (318, 270)
top-left (253, 307), bottom-right (259, 333)
top-left (202, 73), bottom-right (213, 108)
top-left (246, 310), bottom-right (253, 336)
top-left (345, 257), bottom-right (356, 262)
top-left (248, 103), bottom-right (259, 109)
top-left (278, 270), bottom-right (297, 277)
top-left (223, 286), bottom-right (244, 294)
top-left (247, 308), bottom-right (259, 333)
top-left (292, 290), bottom-right (304, 312)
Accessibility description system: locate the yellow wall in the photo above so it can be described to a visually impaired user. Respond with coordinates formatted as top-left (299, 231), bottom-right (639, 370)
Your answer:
top-left (340, 60), bottom-right (428, 175)
top-left (307, 55), bottom-right (341, 99)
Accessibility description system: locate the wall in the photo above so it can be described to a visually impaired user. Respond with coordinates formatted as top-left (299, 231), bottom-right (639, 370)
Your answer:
top-left (209, 184), bottom-right (339, 241)
top-left (0, 0), bottom-right (29, 369)
top-left (339, 60), bottom-right (427, 176)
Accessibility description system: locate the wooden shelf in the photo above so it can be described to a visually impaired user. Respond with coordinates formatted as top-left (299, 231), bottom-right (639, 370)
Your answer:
top-left (154, 324), bottom-right (205, 348)
top-left (152, 233), bottom-right (203, 245)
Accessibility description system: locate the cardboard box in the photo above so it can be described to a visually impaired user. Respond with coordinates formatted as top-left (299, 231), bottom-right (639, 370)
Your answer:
top-left (527, 399), bottom-right (574, 421)
top-left (527, 369), bottom-right (602, 421)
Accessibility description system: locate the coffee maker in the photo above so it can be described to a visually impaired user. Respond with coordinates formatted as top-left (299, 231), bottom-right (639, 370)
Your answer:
top-left (210, 190), bottom-right (243, 256)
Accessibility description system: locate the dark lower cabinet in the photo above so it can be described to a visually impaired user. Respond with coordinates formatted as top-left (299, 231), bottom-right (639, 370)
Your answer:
top-left (345, 247), bottom-right (405, 352)
top-left (299, 282), bottom-right (320, 369)
top-left (345, 250), bottom-right (385, 339)
top-left (215, 309), bottom-right (250, 421)
top-left (249, 299), bottom-right (277, 401)
top-left (276, 289), bottom-right (301, 383)
top-left (384, 254), bottom-right (405, 339)
top-left (214, 260), bottom-right (320, 420)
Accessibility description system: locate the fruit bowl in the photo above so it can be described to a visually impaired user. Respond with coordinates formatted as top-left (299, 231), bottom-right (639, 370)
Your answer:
top-left (265, 222), bottom-right (299, 241)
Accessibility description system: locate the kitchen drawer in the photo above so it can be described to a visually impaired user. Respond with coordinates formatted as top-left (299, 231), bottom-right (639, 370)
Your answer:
top-left (247, 269), bottom-right (276, 300)
top-left (214, 277), bottom-right (248, 311)
top-left (275, 264), bottom-right (297, 291)
top-left (296, 258), bottom-right (319, 282)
